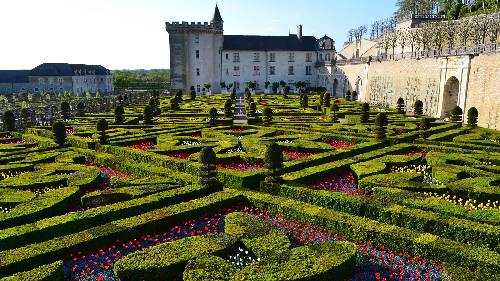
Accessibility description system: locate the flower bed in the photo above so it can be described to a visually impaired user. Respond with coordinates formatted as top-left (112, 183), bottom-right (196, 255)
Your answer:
top-left (127, 141), bottom-right (156, 151)
top-left (0, 134), bottom-right (13, 139)
top-left (164, 152), bottom-right (192, 160)
top-left (83, 162), bottom-right (129, 178)
top-left (232, 127), bottom-right (247, 132)
top-left (403, 149), bottom-right (428, 157)
top-left (64, 209), bottom-right (229, 280)
top-left (191, 133), bottom-right (202, 138)
top-left (283, 149), bottom-right (314, 160)
top-left (217, 161), bottom-right (263, 171)
top-left (326, 139), bottom-right (354, 149)
top-left (309, 171), bottom-right (363, 196)
top-left (0, 140), bottom-right (27, 145)
top-left (66, 128), bottom-right (74, 136)
top-left (64, 206), bottom-right (445, 281)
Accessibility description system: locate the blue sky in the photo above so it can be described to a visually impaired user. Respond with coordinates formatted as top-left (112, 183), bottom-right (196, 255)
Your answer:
top-left (0, 0), bottom-right (397, 70)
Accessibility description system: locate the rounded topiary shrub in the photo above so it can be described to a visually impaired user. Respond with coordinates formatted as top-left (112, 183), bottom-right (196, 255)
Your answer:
top-left (248, 102), bottom-right (256, 117)
top-left (374, 112), bottom-right (388, 141)
top-left (360, 103), bottom-right (370, 123)
top-left (60, 101), bottom-right (71, 120)
top-left (96, 119), bottom-right (109, 144)
top-left (260, 142), bottom-right (283, 194)
top-left (143, 105), bottom-right (154, 124)
top-left (52, 121), bottom-right (66, 147)
top-left (397, 97), bottom-right (405, 114)
top-left (262, 107), bottom-right (273, 125)
top-left (331, 103), bottom-right (340, 123)
top-left (467, 107), bottom-right (478, 127)
top-left (413, 100), bottom-right (423, 116)
top-left (224, 99), bottom-right (233, 118)
top-left (324, 93), bottom-right (331, 107)
top-left (199, 147), bottom-right (221, 191)
top-left (2, 110), bottom-right (16, 131)
top-left (208, 107), bottom-right (218, 126)
top-left (114, 105), bottom-right (125, 124)
top-left (451, 105), bottom-right (463, 122)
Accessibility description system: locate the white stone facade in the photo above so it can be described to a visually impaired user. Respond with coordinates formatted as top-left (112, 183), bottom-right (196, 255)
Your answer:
top-left (220, 50), bottom-right (317, 92)
top-left (0, 63), bottom-right (113, 95)
top-left (166, 6), bottom-right (337, 94)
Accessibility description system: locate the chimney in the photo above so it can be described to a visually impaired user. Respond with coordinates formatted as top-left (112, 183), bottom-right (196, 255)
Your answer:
top-left (297, 24), bottom-right (303, 39)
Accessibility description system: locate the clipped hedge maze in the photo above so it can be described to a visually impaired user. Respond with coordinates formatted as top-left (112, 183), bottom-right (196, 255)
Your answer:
top-left (0, 93), bottom-right (499, 281)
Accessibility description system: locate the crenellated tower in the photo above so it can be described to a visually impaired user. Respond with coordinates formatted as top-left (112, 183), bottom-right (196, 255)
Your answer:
top-left (166, 5), bottom-right (224, 93)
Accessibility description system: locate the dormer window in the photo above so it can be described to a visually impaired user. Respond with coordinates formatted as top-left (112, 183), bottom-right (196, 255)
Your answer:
top-left (195, 34), bottom-right (200, 43)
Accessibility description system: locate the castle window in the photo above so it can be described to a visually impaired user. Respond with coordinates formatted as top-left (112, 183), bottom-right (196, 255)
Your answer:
top-left (253, 66), bottom-right (260, 76)
top-left (269, 66), bottom-right (276, 75)
top-left (197, 85), bottom-right (201, 92)
top-left (196, 68), bottom-right (200, 76)
top-left (326, 54), bottom-right (330, 61)
top-left (233, 53), bottom-right (240, 62)
top-left (306, 65), bottom-right (312, 75)
top-left (306, 53), bottom-right (312, 62)
top-left (253, 53), bottom-right (260, 62)
top-left (233, 66), bottom-right (240, 76)
top-left (288, 52), bottom-right (295, 62)
top-left (288, 66), bottom-right (294, 75)
top-left (196, 50), bottom-right (200, 59)
top-left (319, 54), bottom-right (323, 61)
top-left (269, 53), bottom-right (276, 62)
top-left (194, 34), bottom-right (200, 43)
top-left (226, 53), bottom-right (229, 60)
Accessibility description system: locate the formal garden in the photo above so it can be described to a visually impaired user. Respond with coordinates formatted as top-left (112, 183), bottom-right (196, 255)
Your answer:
top-left (0, 90), bottom-right (499, 281)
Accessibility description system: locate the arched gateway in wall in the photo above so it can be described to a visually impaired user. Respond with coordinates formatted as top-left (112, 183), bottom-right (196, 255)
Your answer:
top-left (441, 76), bottom-right (460, 118)
top-left (436, 56), bottom-right (471, 119)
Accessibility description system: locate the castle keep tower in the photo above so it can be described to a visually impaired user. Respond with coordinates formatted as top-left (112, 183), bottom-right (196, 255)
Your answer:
top-left (166, 5), bottom-right (224, 93)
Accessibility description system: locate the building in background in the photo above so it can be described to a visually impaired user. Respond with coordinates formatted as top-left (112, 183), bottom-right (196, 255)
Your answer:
top-left (166, 5), bottom-right (336, 94)
top-left (0, 63), bottom-right (113, 95)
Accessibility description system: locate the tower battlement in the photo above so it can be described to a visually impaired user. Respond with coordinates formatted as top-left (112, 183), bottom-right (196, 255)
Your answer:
top-left (165, 21), bottom-right (222, 33)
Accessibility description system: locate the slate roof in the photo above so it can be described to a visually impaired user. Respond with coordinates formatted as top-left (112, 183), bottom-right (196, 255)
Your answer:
top-left (31, 63), bottom-right (110, 76)
top-left (0, 70), bottom-right (30, 83)
top-left (223, 35), bottom-right (318, 51)
top-left (0, 63), bottom-right (110, 84)
top-left (212, 5), bottom-right (223, 22)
